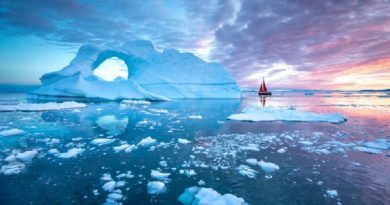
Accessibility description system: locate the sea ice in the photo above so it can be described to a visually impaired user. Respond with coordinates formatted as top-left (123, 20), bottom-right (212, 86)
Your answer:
top-left (56, 148), bottom-right (85, 158)
top-left (113, 144), bottom-right (137, 153)
top-left (245, 158), bottom-right (258, 166)
top-left (0, 162), bottom-right (26, 175)
top-left (151, 170), bottom-right (171, 181)
top-left (228, 106), bottom-right (346, 123)
top-left (0, 128), bottom-right (25, 136)
top-left (102, 181), bottom-right (116, 192)
top-left (237, 165), bottom-right (257, 178)
top-left (178, 138), bottom-right (191, 144)
top-left (177, 186), bottom-right (248, 205)
top-left (138, 137), bottom-right (157, 147)
top-left (258, 160), bottom-right (280, 173)
top-left (188, 115), bottom-right (203, 119)
top-left (91, 138), bottom-right (115, 146)
top-left (0, 102), bottom-right (86, 112)
top-left (147, 181), bottom-right (166, 194)
top-left (15, 150), bottom-right (38, 162)
top-left (31, 40), bottom-right (241, 100)
top-left (325, 189), bottom-right (338, 198)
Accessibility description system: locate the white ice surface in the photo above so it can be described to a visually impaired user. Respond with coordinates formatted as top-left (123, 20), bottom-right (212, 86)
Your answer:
top-left (178, 186), bottom-right (248, 205)
top-left (56, 148), bottom-right (85, 158)
top-left (228, 106), bottom-right (346, 123)
top-left (178, 138), bottom-right (191, 144)
top-left (0, 102), bottom-right (86, 112)
top-left (151, 170), bottom-right (171, 181)
top-left (0, 128), bottom-right (25, 136)
top-left (147, 181), bottom-right (166, 194)
top-left (258, 160), bottom-right (280, 173)
top-left (138, 137), bottom-right (157, 147)
top-left (91, 138), bottom-right (115, 146)
top-left (31, 40), bottom-right (241, 100)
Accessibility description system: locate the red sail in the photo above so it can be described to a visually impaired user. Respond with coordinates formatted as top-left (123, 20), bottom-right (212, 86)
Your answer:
top-left (262, 79), bottom-right (268, 92)
top-left (259, 80), bottom-right (264, 92)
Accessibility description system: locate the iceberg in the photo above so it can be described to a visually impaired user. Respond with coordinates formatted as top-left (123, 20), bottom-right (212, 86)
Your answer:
top-left (228, 106), bottom-right (346, 123)
top-left (178, 186), bottom-right (249, 205)
top-left (30, 40), bottom-right (241, 100)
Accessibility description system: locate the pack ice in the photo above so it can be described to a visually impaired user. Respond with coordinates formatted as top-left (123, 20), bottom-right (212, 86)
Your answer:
top-left (31, 40), bottom-right (241, 100)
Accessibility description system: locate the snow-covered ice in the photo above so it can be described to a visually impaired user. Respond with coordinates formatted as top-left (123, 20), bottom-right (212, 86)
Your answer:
top-left (0, 102), bottom-right (86, 112)
top-left (326, 189), bottom-right (338, 198)
top-left (55, 148), bottom-right (85, 158)
top-left (0, 162), bottom-right (26, 175)
top-left (228, 106), bottom-right (346, 123)
top-left (0, 128), bottom-right (25, 136)
top-left (236, 165), bottom-right (257, 178)
top-left (113, 144), bottom-right (137, 153)
top-left (147, 181), bottom-right (166, 194)
top-left (31, 40), bottom-right (241, 100)
top-left (188, 115), bottom-right (203, 119)
top-left (177, 186), bottom-right (248, 205)
top-left (257, 160), bottom-right (279, 173)
top-left (91, 138), bottom-right (115, 146)
top-left (102, 181), bottom-right (116, 192)
top-left (151, 170), bottom-right (171, 181)
top-left (138, 137), bottom-right (157, 147)
top-left (178, 138), bottom-right (191, 144)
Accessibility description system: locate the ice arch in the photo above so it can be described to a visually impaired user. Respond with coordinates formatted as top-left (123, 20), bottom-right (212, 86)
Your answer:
top-left (93, 57), bottom-right (128, 81)
top-left (31, 40), bottom-right (242, 100)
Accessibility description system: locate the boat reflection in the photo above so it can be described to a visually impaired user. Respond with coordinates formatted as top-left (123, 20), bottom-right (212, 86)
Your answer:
top-left (259, 96), bottom-right (267, 107)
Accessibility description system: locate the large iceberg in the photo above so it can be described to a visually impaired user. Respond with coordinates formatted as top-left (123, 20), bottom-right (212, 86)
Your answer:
top-left (30, 40), bottom-right (241, 100)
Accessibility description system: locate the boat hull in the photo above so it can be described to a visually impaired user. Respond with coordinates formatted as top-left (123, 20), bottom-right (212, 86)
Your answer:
top-left (258, 92), bottom-right (272, 96)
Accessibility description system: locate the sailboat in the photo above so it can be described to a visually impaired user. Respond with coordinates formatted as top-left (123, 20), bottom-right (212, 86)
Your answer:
top-left (258, 77), bottom-right (272, 96)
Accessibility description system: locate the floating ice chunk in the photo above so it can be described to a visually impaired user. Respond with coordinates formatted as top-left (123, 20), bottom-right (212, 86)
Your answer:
top-left (237, 165), bottom-right (257, 178)
top-left (101, 173), bottom-right (113, 181)
top-left (91, 138), bottom-right (115, 146)
top-left (0, 162), bottom-right (26, 175)
top-left (240, 145), bottom-right (260, 151)
top-left (48, 148), bottom-right (59, 154)
top-left (177, 186), bottom-right (248, 205)
top-left (300, 141), bottom-right (313, 146)
top-left (0, 102), bottom-right (86, 112)
top-left (325, 189), bottom-right (338, 198)
top-left (277, 147), bottom-right (287, 153)
top-left (188, 115), bottom-right (203, 119)
top-left (0, 128), bottom-right (25, 136)
top-left (149, 108), bottom-right (169, 114)
top-left (113, 144), bottom-right (137, 153)
top-left (138, 137), bottom-right (157, 147)
top-left (228, 106), bottom-right (346, 123)
top-left (245, 158), bottom-right (258, 166)
top-left (353, 146), bottom-right (382, 154)
top-left (198, 180), bottom-right (205, 186)
top-left (147, 181), bottom-right (166, 194)
top-left (178, 138), bottom-right (191, 144)
top-left (121, 100), bottom-right (151, 105)
top-left (56, 148), bottom-right (85, 158)
top-left (16, 150), bottom-right (38, 162)
top-left (107, 193), bottom-right (123, 200)
top-left (363, 139), bottom-right (389, 150)
top-left (103, 181), bottom-right (116, 192)
top-left (183, 169), bottom-right (197, 177)
top-left (258, 160), bottom-right (280, 173)
top-left (151, 170), bottom-right (171, 181)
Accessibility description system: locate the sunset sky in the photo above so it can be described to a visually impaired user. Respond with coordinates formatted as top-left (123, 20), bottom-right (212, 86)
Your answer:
top-left (0, 0), bottom-right (389, 90)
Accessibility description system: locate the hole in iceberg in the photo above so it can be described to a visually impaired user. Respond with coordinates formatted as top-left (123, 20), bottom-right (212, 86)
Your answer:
top-left (93, 57), bottom-right (128, 81)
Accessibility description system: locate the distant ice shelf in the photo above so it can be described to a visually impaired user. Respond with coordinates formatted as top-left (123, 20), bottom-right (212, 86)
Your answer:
top-left (30, 40), bottom-right (241, 100)
top-left (228, 106), bottom-right (346, 123)
top-left (0, 102), bottom-right (86, 112)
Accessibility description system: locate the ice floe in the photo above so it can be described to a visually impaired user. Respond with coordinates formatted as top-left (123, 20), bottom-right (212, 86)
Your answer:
top-left (0, 101), bottom-right (86, 112)
top-left (188, 115), bottom-right (203, 119)
top-left (0, 162), bottom-right (26, 175)
top-left (178, 138), bottom-right (191, 144)
top-left (147, 181), bottom-right (166, 194)
top-left (228, 106), bottom-right (346, 123)
top-left (178, 186), bottom-right (248, 205)
top-left (113, 144), bottom-right (137, 153)
top-left (0, 128), bottom-right (25, 136)
top-left (55, 148), bottom-right (85, 158)
top-left (258, 160), bottom-right (280, 173)
top-left (91, 138), bottom-right (115, 146)
top-left (236, 165), bottom-right (257, 178)
top-left (151, 170), bottom-right (171, 181)
top-left (138, 137), bottom-right (157, 147)
top-left (325, 189), bottom-right (338, 198)
top-left (102, 181), bottom-right (117, 192)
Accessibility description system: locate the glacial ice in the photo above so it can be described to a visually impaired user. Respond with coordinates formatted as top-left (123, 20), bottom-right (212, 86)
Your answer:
top-left (138, 137), bottom-right (157, 147)
top-left (150, 170), bottom-right (171, 181)
top-left (30, 40), bottom-right (241, 100)
top-left (55, 148), bottom-right (85, 158)
top-left (147, 181), bottom-right (166, 194)
top-left (178, 186), bottom-right (248, 205)
top-left (0, 128), bottom-right (25, 136)
top-left (90, 138), bottom-right (115, 146)
top-left (0, 102), bottom-right (86, 112)
top-left (228, 106), bottom-right (346, 123)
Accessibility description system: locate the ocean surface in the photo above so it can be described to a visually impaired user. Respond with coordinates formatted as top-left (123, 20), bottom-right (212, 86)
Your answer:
top-left (0, 88), bottom-right (389, 205)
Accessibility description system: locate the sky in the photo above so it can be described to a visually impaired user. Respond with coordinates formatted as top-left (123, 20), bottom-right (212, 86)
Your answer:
top-left (0, 0), bottom-right (389, 90)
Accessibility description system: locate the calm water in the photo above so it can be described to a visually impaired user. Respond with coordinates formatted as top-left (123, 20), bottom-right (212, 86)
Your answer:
top-left (0, 91), bottom-right (389, 205)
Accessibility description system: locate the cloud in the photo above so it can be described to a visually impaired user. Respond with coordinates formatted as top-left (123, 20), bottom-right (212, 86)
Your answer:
top-left (0, 0), bottom-right (389, 89)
